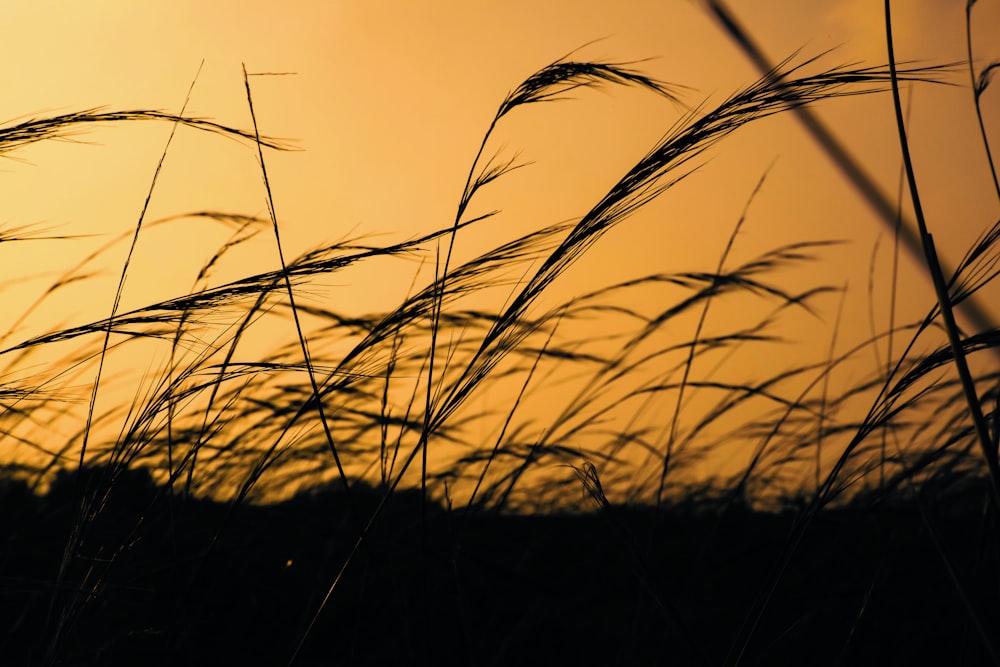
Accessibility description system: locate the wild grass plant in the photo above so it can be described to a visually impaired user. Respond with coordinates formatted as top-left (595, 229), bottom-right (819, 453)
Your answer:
top-left (2, 4), bottom-right (1000, 664)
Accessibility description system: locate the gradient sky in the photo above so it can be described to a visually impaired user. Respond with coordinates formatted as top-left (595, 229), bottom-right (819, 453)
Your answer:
top-left (4, 2), bottom-right (997, 318)
top-left (2, 2), bottom-right (999, 496)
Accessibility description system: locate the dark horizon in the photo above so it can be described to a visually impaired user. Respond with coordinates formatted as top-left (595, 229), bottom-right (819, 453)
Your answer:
top-left (4, 463), bottom-right (998, 665)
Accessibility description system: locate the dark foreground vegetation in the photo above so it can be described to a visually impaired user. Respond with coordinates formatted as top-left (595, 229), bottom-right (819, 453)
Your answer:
top-left (2, 466), bottom-right (998, 666)
top-left (3, 3), bottom-right (1000, 665)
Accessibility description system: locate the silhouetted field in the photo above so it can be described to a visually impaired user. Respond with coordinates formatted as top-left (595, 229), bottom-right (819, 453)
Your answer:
top-left (3, 466), bottom-right (998, 666)
top-left (4, 5), bottom-right (1000, 664)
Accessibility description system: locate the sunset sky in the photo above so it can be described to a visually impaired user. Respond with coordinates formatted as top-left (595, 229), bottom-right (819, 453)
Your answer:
top-left (2, 2), bottom-right (999, 498)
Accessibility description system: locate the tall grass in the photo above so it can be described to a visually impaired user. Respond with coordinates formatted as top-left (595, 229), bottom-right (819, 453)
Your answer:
top-left (2, 9), bottom-right (999, 663)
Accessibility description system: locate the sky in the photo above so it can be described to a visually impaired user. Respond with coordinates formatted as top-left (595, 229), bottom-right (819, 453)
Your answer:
top-left (2, 2), bottom-right (999, 501)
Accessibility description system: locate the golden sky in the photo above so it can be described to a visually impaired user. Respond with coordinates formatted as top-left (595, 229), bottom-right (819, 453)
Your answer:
top-left (2, 2), bottom-right (999, 502)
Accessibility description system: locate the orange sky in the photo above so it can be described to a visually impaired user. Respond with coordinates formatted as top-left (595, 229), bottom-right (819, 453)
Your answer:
top-left (2, 2), bottom-right (999, 502)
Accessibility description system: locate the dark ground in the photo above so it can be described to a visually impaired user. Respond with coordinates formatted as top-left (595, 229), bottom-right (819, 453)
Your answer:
top-left (2, 467), bottom-right (999, 666)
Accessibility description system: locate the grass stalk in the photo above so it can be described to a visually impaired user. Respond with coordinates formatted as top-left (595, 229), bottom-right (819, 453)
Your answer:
top-left (965, 0), bottom-right (1000, 203)
top-left (883, 0), bottom-right (1000, 510)
top-left (240, 64), bottom-right (353, 508)
top-left (43, 63), bottom-right (205, 661)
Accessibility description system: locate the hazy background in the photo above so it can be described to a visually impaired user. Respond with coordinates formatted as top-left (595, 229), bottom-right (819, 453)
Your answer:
top-left (2, 1), bottom-right (999, 499)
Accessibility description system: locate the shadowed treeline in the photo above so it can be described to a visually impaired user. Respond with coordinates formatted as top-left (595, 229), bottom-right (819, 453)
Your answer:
top-left (2, 466), bottom-right (998, 665)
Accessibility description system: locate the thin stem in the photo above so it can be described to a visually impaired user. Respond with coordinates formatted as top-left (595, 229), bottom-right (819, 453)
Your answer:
top-left (241, 65), bottom-right (353, 505)
top-left (965, 0), bottom-right (1000, 203)
top-left (884, 0), bottom-right (1000, 509)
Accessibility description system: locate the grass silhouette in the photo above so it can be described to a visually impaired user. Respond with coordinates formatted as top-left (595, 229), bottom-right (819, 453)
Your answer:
top-left (2, 7), bottom-right (1000, 665)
